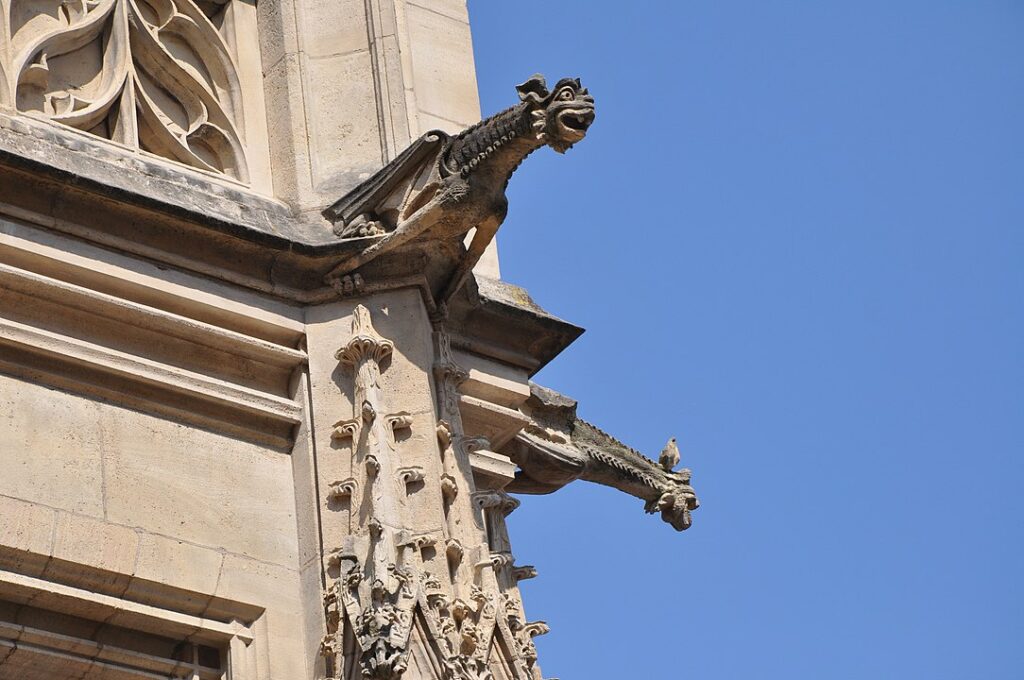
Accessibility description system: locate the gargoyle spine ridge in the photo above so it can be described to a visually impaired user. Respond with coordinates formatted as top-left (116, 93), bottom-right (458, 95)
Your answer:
top-left (441, 100), bottom-right (533, 181)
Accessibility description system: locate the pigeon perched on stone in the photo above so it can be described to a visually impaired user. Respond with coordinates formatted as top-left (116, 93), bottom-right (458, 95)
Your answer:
top-left (659, 437), bottom-right (680, 471)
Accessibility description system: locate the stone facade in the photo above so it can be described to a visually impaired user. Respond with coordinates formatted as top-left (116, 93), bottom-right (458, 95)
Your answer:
top-left (0, 2), bottom-right (697, 678)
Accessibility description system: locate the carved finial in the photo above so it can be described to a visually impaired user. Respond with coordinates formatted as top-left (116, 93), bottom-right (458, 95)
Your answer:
top-left (436, 420), bottom-right (453, 448)
top-left (331, 417), bottom-right (360, 441)
top-left (336, 305), bottom-right (394, 367)
top-left (327, 478), bottom-right (358, 501)
top-left (398, 531), bottom-right (437, 551)
top-left (386, 412), bottom-right (413, 448)
top-left (473, 490), bottom-right (520, 516)
top-left (476, 552), bottom-right (513, 573)
top-left (440, 474), bottom-right (459, 502)
top-left (446, 539), bottom-right (464, 563)
top-left (397, 466), bottom-right (425, 488)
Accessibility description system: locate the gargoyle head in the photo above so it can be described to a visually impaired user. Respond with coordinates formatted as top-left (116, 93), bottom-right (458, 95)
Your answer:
top-left (644, 469), bottom-right (701, 532)
top-left (517, 74), bottom-right (595, 153)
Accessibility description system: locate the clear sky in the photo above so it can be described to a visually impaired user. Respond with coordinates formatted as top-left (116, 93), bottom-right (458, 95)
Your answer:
top-left (467, 2), bottom-right (1023, 678)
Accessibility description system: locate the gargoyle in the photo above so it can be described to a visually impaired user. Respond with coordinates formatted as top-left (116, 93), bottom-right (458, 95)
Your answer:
top-left (323, 75), bottom-right (595, 302)
top-left (503, 385), bottom-right (699, 531)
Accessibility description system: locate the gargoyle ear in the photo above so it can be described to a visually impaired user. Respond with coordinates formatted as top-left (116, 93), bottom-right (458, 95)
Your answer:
top-left (516, 74), bottom-right (549, 103)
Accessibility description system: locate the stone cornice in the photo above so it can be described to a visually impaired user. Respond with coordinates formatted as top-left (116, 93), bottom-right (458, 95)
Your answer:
top-left (0, 113), bottom-right (581, 375)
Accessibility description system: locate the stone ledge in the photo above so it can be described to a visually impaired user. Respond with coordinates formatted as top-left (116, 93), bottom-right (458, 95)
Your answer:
top-left (0, 113), bottom-right (584, 375)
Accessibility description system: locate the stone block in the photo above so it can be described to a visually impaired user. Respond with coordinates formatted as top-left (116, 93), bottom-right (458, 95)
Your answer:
top-left (0, 494), bottom-right (54, 556)
top-left (300, 0), bottom-right (370, 59)
top-left (0, 495), bottom-right (55, 577)
top-left (48, 512), bottom-right (139, 594)
top-left (307, 50), bottom-right (385, 193)
top-left (0, 374), bottom-right (104, 517)
top-left (213, 553), bottom-right (302, 615)
top-left (262, 54), bottom-right (312, 209)
top-left (409, 0), bottom-right (470, 23)
top-left (100, 407), bottom-right (299, 567)
top-left (405, 4), bottom-right (480, 126)
top-left (129, 533), bottom-right (223, 603)
top-left (257, 0), bottom-right (301, 73)
top-left (454, 349), bottom-right (531, 409)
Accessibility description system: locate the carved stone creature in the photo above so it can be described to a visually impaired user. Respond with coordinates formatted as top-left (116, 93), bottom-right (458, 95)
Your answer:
top-left (659, 436), bottom-right (681, 472)
top-left (323, 75), bottom-right (595, 301)
top-left (506, 385), bottom-right (700, 532)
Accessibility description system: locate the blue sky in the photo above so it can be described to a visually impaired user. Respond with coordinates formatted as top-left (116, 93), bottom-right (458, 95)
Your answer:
top-left (467, 2), bottom-right (1023, 678)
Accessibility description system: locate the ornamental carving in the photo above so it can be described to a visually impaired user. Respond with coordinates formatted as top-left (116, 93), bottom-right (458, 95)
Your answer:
top-left (0, 0), bottom-right (250, 180)
top-left (323, 74), bottom-right (595, 302)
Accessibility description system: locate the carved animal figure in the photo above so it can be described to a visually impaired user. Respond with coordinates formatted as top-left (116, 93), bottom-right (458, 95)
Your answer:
top-left (507, 386), bottom-right (699, 532)
top-left (323, 74), bottom-right (595, 301)
top-left (659, 437), bottom-right (680, 471)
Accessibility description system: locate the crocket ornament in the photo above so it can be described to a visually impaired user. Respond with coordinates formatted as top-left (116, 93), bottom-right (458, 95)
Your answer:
top-left (323, 75), bottom-right (595, 302)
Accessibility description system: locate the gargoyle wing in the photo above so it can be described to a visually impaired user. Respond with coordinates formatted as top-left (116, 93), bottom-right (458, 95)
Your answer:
top-left (323, 129), bottom-right (450, 228)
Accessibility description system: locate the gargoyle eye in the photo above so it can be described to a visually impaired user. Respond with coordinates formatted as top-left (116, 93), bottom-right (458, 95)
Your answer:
top-left (558, 88), bottom-right (574, 101)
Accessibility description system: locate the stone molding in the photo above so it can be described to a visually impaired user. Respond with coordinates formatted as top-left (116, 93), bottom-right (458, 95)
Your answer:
top-left (0, 217), bottom-right (307, 448)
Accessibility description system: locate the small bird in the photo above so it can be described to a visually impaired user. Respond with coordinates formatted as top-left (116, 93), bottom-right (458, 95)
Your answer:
top-left (659, 437), bottom-right (680, 472)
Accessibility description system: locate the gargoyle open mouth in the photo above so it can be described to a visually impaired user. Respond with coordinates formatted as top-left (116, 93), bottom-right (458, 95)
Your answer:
top-left (557, 108), bottom-right (595, 138)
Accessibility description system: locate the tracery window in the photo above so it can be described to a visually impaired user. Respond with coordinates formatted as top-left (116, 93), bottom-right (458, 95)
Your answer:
top-left (0, 0), bottom-right (265, 184)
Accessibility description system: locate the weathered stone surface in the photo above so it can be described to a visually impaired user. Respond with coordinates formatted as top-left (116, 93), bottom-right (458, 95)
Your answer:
top-left (48, 512), bottom-right (140, 594)
top-left (0, 375), bottom-right (104, 517)
top-left (0, 495), bottom-right (55, 566)
top-left (0, 4), bottom-right (698, 679)
top-left (101, 406), bottom-right (299, 565)
top-left (131, 533), bottom-right (224, 601)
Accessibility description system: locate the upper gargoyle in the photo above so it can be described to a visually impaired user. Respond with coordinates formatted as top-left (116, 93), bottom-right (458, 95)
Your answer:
top-left (323, 75), bottom-right (596, 302)
top-left (503, 385), bottom-right (700, 532)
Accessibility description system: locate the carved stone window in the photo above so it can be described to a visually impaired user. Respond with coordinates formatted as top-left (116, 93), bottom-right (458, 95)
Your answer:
top-left (0, 0), bottom-right (269, 186)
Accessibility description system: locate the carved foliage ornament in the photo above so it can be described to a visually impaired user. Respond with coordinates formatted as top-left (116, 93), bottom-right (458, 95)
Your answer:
top-left (0, 0), bottom-right (249, 180)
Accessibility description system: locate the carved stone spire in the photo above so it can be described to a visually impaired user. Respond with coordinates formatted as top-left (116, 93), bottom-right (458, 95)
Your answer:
top-left (322, 305), bottom-right (417, 680)
top-left (426, 323), bottom-right (539, 680)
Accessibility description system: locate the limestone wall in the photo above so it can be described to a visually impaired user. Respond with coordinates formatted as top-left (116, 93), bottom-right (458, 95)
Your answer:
top-left (0, 3), bottom-right (528, 677)
top-left (0, 216), bottom-right (312, 678)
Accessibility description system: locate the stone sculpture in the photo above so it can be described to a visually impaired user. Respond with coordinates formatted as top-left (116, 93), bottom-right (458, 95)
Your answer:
top-left (0, 8), bottom-right (702, 668)
top-left (507, 385), bottom-right (700, 532)
top-left (323, 75), bottom-right (595, 302)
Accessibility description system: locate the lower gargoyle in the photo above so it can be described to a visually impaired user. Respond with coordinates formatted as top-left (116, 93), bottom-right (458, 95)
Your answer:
top-left (503, 384), bottom-right (699, 531)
